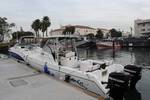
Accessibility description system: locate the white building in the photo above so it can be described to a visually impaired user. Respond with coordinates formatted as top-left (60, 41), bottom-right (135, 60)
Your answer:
top-left (50, 25), bottom-right (97, 36)
top-left (71, 25), bottom-right (96, 36)
top-left (122, 32), bottom-right (131, 37)
top-left (134, 19), bottom-right (150, 37)
top-left (50, 29), bottom-right (64, 36)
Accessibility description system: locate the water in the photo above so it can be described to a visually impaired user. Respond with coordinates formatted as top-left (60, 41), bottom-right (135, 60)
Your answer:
top-left (78, 48), bottom-right (150, 100)
top-left (1, 48), bottom-right (150, 100)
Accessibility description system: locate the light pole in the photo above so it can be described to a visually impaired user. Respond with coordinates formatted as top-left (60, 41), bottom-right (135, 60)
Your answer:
top-left (130, 27), bottom-right (133, 37)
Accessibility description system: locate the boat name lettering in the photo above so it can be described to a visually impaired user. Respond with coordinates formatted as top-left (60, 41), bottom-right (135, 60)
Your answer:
top-left (70, 78), bottom-right (84, 87)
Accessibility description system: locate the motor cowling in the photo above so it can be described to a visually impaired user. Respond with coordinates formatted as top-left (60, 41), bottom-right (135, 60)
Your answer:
top-left (107, 72), bottom-right (130, 100)
top-left (124, 65), bottom-right (142, 89)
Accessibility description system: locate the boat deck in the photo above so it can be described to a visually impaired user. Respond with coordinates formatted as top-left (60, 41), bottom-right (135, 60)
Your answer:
top-left (0, 57), bottom-right (98, 100)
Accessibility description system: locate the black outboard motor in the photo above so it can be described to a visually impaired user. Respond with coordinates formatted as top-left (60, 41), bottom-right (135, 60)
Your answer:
top-left (107, 72), bottom-right (130, 100)
top-left (124, 65), bottom-right (142, 89)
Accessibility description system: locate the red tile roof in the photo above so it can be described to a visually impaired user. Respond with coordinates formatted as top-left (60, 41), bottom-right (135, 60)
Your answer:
top-left (62, 25), bottom-right (95, 29)
top-left (74, 25), bottom-right (95, 29)
top-left (51, 28), bottom-right (64, 32)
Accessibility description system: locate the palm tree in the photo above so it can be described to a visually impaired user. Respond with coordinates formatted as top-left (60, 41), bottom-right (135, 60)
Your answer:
top-left (95, 29), bottom-right (103, 39)
top-left (40, 16), bottom-right (51, 37)
top-left (40, 21), bottom-right (46, 37)
top-left (31, 19), bottom-right (41, 37)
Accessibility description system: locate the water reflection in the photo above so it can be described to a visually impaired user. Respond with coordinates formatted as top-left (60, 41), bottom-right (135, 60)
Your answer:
top-left (133, 48), bottom-right (150, 66)
top-left (124, 88), bottom-right (141, 100)
top-left (78, 48), bottom-right (150, 66)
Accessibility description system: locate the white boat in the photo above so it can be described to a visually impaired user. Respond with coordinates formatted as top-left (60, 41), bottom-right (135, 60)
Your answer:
top-left (9, 35), bottom-right (142, 100)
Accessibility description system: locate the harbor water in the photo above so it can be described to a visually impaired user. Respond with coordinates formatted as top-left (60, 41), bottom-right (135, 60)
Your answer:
top-left (78, 47), bottom-right (150, 100)
top-left (1, 48), bottom-right (150, 100)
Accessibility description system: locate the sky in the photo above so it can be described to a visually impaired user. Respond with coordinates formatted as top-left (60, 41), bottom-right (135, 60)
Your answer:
top-left (1, 0), bottom-right (150, 32)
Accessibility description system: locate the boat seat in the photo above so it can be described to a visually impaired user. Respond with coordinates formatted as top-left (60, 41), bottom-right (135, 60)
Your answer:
top-left (80, 61), bottom-right (99, 72)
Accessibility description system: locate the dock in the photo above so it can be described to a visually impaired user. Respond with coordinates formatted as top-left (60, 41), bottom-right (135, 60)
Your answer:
top-left (0, 56), bottom-right (98, 100)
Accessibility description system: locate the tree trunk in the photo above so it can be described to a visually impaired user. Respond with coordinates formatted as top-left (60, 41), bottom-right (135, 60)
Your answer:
top-left (37, 31), bottom-right (39, 37)
top-left (35, 31), bottom-right (37, 37)
top-left (43, 32), bottom-right (44, 37)
top-left (46, 29), bottom-right (48, 36)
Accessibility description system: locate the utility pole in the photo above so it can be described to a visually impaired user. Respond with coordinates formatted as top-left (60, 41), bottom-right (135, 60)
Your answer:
top-left (130, 27), bottom-right (133, 37)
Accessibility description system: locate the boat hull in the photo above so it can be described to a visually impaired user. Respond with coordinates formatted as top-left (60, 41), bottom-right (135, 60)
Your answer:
top-left (26, 57), bottom-right (106, 97)
top-left (96, 42), bottom-right (121, 50)
top-left (9, 51), bottom-right (24, 61)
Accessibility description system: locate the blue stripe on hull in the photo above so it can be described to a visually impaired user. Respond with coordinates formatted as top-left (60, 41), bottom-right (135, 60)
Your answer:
top-left (9, 52), bottom-right (24, 61)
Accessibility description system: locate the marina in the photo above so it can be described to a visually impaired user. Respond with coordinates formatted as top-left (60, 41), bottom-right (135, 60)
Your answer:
top-left (1, 0), bottom-right (150, 99)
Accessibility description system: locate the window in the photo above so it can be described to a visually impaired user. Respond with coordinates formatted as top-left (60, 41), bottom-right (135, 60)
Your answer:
top-left (147, 23), bottom-right (150, 26)
top-left (142, 23), bottom-right (145, 27)
top-left (141, 29), bottom-right (145, 31)
top-left (147, 28), bottom-right (150, 31)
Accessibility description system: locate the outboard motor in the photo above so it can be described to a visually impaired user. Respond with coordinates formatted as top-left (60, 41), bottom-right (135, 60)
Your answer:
top-left (107, 72), bottom-right (130, 100)
top-left (124, 65), bottom-right (142, 89)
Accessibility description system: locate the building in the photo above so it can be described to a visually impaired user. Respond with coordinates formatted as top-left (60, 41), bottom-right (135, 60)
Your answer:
top-left (50, 25), bottom-right (97, 36)
top-left (122, 32), bottom-right (131, 37)
top-left (134, 19), bottom-right (150, 37)
top-left (70, 25), bottom-right (96, 36)
top-left (50, 29), bottom-right (64, 36)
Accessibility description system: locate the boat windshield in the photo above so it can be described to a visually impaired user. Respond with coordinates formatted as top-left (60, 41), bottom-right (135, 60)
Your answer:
top-left (19, 36), bottom-right (47, 47)
top-left (45, 37), bottom-right (77, 53)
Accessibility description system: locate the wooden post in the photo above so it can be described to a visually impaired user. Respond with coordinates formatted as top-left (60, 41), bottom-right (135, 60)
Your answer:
top-left (112, 40), bottom-right (115, 49)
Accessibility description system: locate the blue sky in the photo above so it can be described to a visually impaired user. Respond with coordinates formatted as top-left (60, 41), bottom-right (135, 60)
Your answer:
top-left (1, 0), bottom-right (150, 32)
